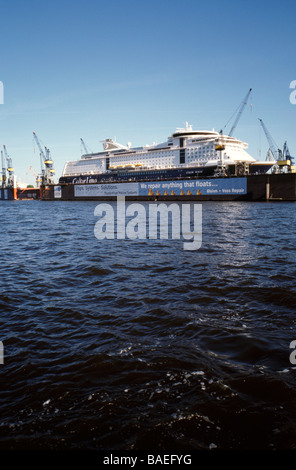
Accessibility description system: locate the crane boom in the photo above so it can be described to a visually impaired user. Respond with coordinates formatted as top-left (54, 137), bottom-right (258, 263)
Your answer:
top-left (80, 138), bottom-right (91, 154)
top-left (3, 145), bottom-right (14, 187)
top-left (258, 119), bottom-right (282, 160)
top-left (228, 88), bottom-right (252, 136)
top-left (33, 132), bottom-right (46, 160)
top-left (3, 145), bottom-right (14, 172)
top-left (32, 132), bottom-right (55, 184)
top-left (1, 150), bottom-right (6, 188)
top-left (282, 141), bottom-right (294, 163)
top-left (26, 166), bottom-right (41, 187)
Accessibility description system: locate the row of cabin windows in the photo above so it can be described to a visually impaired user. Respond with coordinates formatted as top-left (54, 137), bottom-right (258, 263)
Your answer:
top-left (108, 155), bottom-right (174, 167)
top-left (109, 150), bottom-right (175, 164)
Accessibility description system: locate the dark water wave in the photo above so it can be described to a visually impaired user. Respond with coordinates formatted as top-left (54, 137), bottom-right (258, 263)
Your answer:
top-left (0, 200), bottom-right (296, 450)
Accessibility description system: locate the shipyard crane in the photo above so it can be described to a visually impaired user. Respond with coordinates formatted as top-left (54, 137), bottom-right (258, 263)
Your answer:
top-left (3, 145), bottom-right (14, 187)
top-left (80, 138), bottom-right (92, 155)
top-left (221, 88), bottom-right (252, 136)
top-left (26, 165), bottom-right (42, 187)
top-left (33, 132), bottom-right (55, 184)
top-left (282, 141), bottom-right (294, 163)
top-left (228, 88), bottom-right (252, 137)
top-left (1, 150), bottom-right (6, 188)
top-left (258, 119), bottom-right (295, 173)
top-left (281, 140), bottom-right (295, 171)
top-left (258, 119), bottom-right (282, 161)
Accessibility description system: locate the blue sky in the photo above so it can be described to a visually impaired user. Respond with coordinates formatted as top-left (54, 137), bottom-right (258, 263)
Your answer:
top-left (0, 0), bottom-right (295, 186)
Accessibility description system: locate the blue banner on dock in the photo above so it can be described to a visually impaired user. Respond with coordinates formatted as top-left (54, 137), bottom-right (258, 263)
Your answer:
top-left (138, 177), bottom-right (247, 196)
top-left (74, 177), bottom-right (247, 198)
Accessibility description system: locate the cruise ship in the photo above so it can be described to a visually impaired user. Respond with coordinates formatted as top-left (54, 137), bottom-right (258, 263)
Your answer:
top-left (59, 123), bottom-right (275, 185)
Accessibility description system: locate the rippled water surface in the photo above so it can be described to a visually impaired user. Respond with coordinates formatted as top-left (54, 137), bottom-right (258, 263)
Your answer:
top-left (0, 199), bottom-right (296, 450)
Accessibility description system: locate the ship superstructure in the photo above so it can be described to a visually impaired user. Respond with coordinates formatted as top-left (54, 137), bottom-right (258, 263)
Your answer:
top-left (60, 123), bottom-right (274, 184)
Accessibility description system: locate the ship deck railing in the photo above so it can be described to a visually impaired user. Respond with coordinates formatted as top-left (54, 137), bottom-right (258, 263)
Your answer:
top-left (62, 162), bottom-right (211, 177)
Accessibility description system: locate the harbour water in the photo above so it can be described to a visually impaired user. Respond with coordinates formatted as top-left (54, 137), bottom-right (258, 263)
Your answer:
top-left (0, 199), bottom-right (296, 451)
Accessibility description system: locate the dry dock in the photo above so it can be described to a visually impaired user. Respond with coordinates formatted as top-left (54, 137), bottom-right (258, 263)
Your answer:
top-left (41, 174), bottom-right (296, 202)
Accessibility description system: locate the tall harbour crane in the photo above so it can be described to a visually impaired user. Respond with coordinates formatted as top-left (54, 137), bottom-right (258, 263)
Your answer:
top-left (3, 145), bottom-right (14, 187)
top-left (1, 150), bottom-right (6, 188)
top-left (221, 88), bottom-right (252, 136)
top-left (80, 138), bottom-right (92, 155)
top-left (259, 119), bottom-right (295, 172)
top-left (258, 119), bottom-right (282, 161)
top-left (282, 141), bottom-right (294, 163)
top-left (33, 132), bottom-right (55, 184)
top-left (229, 88), bottom-right (252, 137)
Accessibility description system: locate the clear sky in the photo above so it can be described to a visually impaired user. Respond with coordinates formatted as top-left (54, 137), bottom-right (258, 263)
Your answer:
top-left (0, 0), bottom-right (295, 186)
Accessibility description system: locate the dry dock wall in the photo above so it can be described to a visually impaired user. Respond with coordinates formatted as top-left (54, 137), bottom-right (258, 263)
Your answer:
top-left (42, 174), bottom-right (296, 202)
top-left (0, 188), bottom-right (14, 200)
top-left (246, 173), bottom-right (296, 201)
